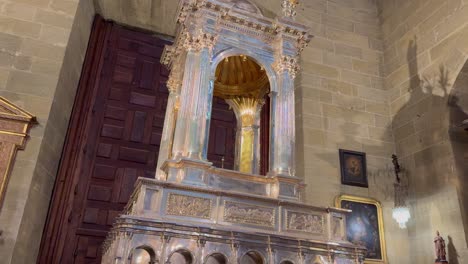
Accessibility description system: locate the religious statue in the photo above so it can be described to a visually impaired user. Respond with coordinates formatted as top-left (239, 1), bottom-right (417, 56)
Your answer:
top-left (434, 231), bottom-right (448, 263)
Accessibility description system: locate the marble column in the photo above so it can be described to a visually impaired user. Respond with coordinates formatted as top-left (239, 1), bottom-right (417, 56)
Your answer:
top-left (227, 97), bottom-right (264, 174)
top-left (271, 55), bottom-right (299, 176)
top-left (171, 31), bottom-right (217, 161)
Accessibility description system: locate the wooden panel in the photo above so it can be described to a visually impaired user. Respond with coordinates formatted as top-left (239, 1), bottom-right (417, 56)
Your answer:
top-left (38, 16), bottom-right (170, 264)
top-left (208, 97), bottom-right (237, 170)
top-left (260, 96), bottom-right (270, 175)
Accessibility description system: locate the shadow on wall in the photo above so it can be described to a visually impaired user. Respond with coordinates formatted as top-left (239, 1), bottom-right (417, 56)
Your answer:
top-left (448, 235), bottom-right (460, 264)
top-left (448, 55), bottom-right (468, 248)
top-left (392, 36), bottom-right (468, 260)
top-left (392, 37), bottom-right (451, 201)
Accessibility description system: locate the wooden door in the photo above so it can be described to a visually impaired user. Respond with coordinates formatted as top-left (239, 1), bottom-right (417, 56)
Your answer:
top-left (207, 97), bottom-right (237, 170)
top-left (38, 16), bottom-right (170, 264)
top-left (260, 96), bottom-right (270, 175)
top-left (39, 16), bottom-right (269, 264)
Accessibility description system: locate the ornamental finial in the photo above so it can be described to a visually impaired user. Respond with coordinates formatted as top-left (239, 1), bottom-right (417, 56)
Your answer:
top-left (282, 0), bottom-right (298, 18)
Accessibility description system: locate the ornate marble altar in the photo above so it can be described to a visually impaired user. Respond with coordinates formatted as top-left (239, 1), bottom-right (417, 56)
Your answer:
top-left (102, 0), bottom-right (366, 263)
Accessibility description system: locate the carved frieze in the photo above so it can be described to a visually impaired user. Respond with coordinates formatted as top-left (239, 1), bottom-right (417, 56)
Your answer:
top-left (286, 210), bottom-right (324, 234)
top-left (223, 201), bottom-right (275, 227)
top-left (166, 193), bottom-right (212, 219)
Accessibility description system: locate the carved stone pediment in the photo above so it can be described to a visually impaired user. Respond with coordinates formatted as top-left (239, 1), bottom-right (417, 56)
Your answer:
top-left (0, 97), bottom-right (36, 210)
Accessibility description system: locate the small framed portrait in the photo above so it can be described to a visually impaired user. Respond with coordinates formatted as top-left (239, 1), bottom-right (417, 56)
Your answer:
top-left (339, 149), bottom-right (368, 187)
top-left (335, 195), bottom-right (387, 263)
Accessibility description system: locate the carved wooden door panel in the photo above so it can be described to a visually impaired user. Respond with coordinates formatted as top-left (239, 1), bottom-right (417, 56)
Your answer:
top-left (207, 97), bottom-right (237, 170)
top-left (69, 27), bottom-right (169, 263)
top-left (39, 17), bottom-right (170, 264)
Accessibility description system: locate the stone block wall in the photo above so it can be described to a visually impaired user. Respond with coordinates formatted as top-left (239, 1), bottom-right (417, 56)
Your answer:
top-left (252, 0), bottom-right (409, 263)
top-left (378, 0), bottom-right (468, 262)
top-left (0, 0), bottom-right (95, 263)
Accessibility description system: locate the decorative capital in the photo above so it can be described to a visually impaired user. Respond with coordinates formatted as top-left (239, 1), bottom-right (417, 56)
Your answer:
top-left (182, 29), bottom-right (218, 52)
top-left (197, 237), bottom-right (207, 247)
top-left (162, 234), bottom-right (171, 243)
top-left (273, 55), bottom-right (300, 79)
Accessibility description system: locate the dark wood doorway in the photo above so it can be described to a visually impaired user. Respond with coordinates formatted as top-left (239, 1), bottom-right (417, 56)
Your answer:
top-left (38, 16), bottom-right (170, 264)
top-left (207, 97), bottom-right (237, 170)
top-left (39, 15), bottom-right (270, 264)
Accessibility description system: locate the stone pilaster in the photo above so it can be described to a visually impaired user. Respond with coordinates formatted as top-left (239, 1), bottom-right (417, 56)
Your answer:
top-left (155, 68), bottom-right (182, 180)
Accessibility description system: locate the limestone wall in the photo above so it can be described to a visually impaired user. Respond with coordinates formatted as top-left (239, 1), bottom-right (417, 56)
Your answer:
top-left (252, 0), bottom-right (405, 263)
top-left (378, 0), bottom-right (468, 262)
top-left (0, 0), bottom-right (95, 263)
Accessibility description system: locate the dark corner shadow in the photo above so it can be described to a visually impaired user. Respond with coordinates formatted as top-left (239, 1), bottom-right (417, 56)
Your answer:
top-left (448, 55), bottom-right (468, 247)
top-left (447, 235), bottom-right (460, 264)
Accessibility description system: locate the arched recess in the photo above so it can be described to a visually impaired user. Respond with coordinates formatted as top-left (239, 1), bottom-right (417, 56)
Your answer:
top-left (448, 58), bottom-right (468, 246)
top-left (205, 253), bottom-right (228, 264)
top-left (207, 52), bottom-right (272, 175)
top-left (167, 248), bottom-right (194, 264)
top-left (130, 245), bottom-right (157, 264)
top-left (239, 251), bottom-right (265, 264)
top-left (280, 260), bottom-right (294, 264)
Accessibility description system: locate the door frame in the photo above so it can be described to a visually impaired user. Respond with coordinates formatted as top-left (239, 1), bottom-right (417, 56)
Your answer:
top-left (37, 15), bottom-right (112, 263)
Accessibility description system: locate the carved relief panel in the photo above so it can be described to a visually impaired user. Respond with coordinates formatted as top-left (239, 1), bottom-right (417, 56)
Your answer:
top-left (166, 193), bottom-right (212, 219)
top-left (285, 210), bottom-right (324, 234)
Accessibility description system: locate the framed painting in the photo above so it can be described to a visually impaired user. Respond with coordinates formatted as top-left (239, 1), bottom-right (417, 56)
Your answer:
top-left (339, 149), bottom-right (368, 187)
top-left (335, 195), bottom-right (387, 264)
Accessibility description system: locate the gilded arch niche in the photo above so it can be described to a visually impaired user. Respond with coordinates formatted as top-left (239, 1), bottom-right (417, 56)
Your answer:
top-left (211, 55), bottom-right (270, 174)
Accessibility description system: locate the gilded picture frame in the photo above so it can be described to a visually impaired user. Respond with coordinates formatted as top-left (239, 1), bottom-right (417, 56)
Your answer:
top-left (335, 195), bottom-right (387, 264)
